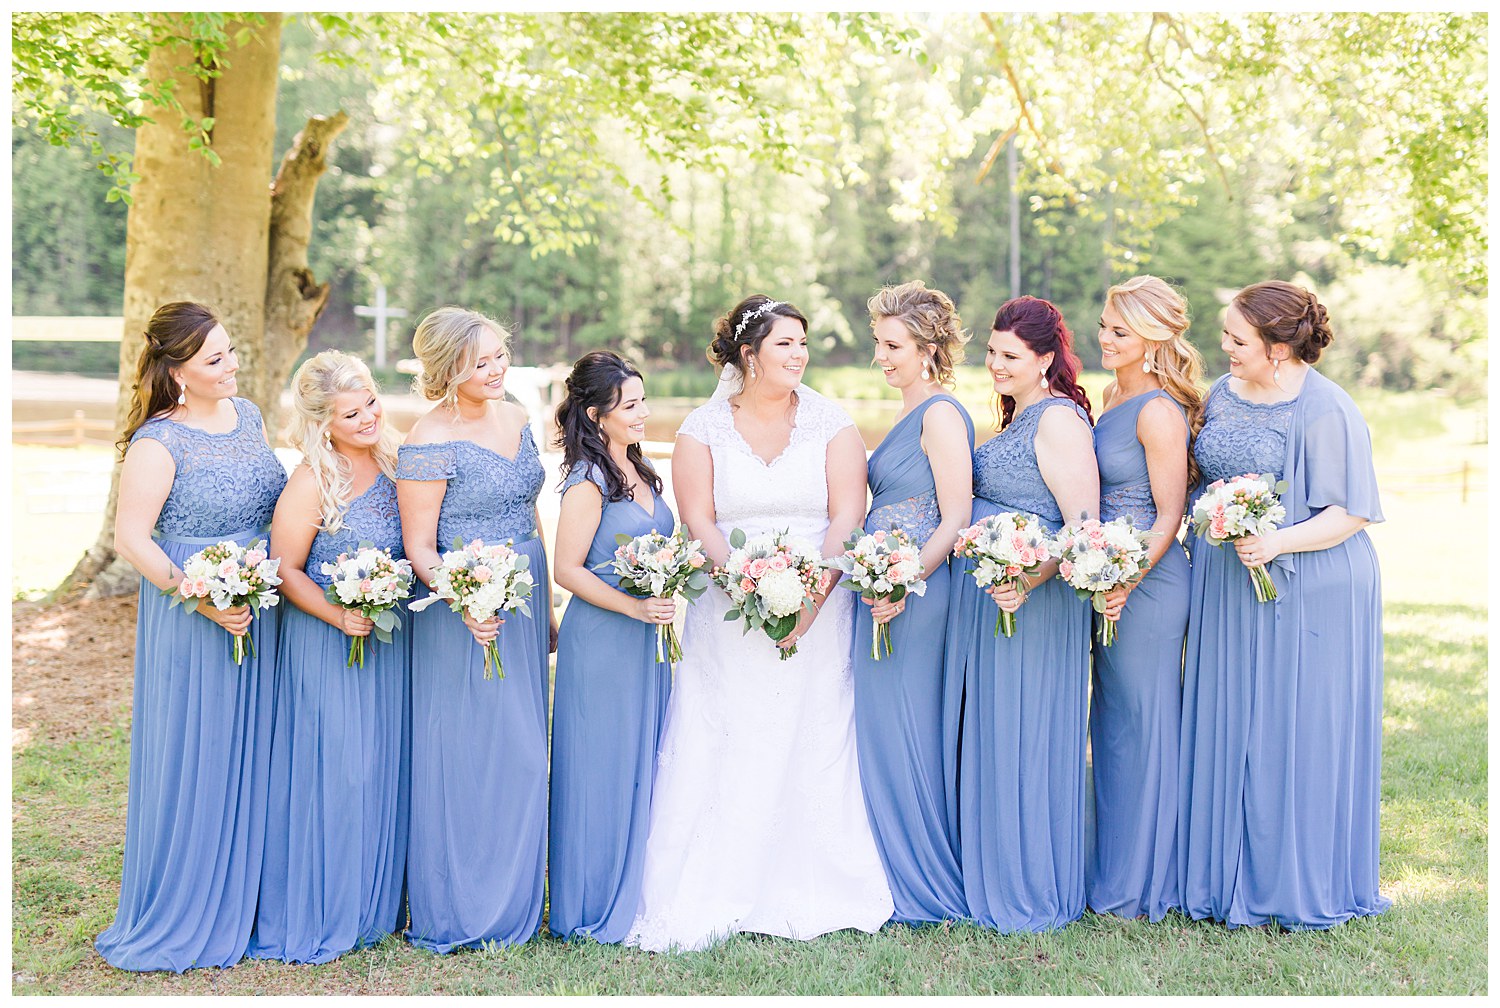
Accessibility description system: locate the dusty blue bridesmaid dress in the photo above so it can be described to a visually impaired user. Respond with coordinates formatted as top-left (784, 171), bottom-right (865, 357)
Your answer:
top-left (946, 397), bottom-right (1094, 932)
top-left (96, 397), bottom-right (286, 972)
top-left (1179, 371), bottom-right (1388, 929)
top-left (250, 473), bottom-right (411, 963)
top-left (851, 393), bottom-right (972, 925)
top-left (548, 462), bottom-right (674, 943)
top-left (396, 428), bottom-right (550, 952)
top-left (1086, 389), bottom-right (1188, 921)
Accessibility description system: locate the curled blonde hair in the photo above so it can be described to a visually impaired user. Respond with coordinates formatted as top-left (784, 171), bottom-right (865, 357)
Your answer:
top-left (1105, 275), bottom-right (1206, 483)
top-left (867, 280), bottom-right (969, 387)
top-left (287, 350), bottom-right (401, 533)
top-left (410, 306), bottom-right (510, 410)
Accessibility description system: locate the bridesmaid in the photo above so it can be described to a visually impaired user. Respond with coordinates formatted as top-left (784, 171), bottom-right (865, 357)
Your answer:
top-left (251, 351), bottom-right (410, 962)
top-left (1086, 276), bottom-right (1202, 922)
top-left (97, 302), bottom-right (286, 971)
top-left (1179, 281), bottom-right (1388, 929)
top-left (548, 351), bottom-right (677, 943)
top-left (853, 281), bottom-right (973, 925)
top-left (946, 296), bottom-right (1099, 932)
top-left (396, 306), bottom-right (555, 952)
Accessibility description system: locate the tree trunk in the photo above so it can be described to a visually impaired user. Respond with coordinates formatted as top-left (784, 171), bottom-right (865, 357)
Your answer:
top-left (260, 111), bottom-right (350, 435)
top-left (54, 13), bottom-right (288, 600)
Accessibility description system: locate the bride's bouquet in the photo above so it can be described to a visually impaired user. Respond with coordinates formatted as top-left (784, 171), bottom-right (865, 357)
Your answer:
top-left (1191, 473), bottom-right (1288, 602)
top-left (1051, 517), bottom-right (1155, 646)
top-left (320, 543), bottom-right (416, 668)
top-left (827, 528), bottom-right (927, 661)
top-left (712, 528), bottom-right (825, 661)
top-left (167, 538), bottom-right (282, 665)
top-left (408, 537), bottom-right (535, 679)
top-left (952, 511), bottom-right (1053, 638)
top-left (601, 526), bottom-right (711, 663)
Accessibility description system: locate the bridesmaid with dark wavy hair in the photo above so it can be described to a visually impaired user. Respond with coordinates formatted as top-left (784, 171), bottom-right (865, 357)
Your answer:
top-left (1179, 281), bottom-right (1388, 930)
top-left (98, 302), bottom-right (286, 971)
top-left (548, 350), bottom-right (677, 944)
top-left (946, 295), bottom-right (1099, 933)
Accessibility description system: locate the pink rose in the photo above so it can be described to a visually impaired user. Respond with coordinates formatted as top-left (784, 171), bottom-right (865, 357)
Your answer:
top-left (768, 555), bottom-right (789, 572)
top-left (655, 548), bottom-right (675, 565)
top-left (1059, 560), bottom-right (1074, 579)
top-left (244, 549), bottom-right (267, 566)
top-left (746, 558), bottom-right (769, 578)
top-left (740, 577), bottom-right (756, 593)
top-left (473, 566), bottom-right (493, 583)
top-left (688, 552), bottom-right (706, 568)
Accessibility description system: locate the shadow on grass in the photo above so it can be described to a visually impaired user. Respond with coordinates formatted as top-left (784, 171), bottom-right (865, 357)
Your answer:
top-left (10, 599), bottom-right (1488, 995)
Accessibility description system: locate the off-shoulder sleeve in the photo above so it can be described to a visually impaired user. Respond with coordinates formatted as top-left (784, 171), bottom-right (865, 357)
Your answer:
top-left (396, 442), bottom-right (458, 481)
top-left (1303, 398), bottom-right (1384, 523)
top-left (560, 461), bottom-right (608, 494)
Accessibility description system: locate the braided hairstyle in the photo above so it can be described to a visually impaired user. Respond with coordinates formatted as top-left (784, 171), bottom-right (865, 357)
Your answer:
top-left (707, 294), bottom-right (809, 374)
top-left (1231, 281), bottom-right (1336, 364)
top-left (991, 296), bottom-right (1093, 429)
top-left (553, 350), bottom-right (662, 502)
top-left (117, 301), bottom-right (221, 458)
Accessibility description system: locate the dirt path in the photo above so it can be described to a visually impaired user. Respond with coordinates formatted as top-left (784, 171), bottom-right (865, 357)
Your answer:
top-left (12, 595), bottom-right (139, 749)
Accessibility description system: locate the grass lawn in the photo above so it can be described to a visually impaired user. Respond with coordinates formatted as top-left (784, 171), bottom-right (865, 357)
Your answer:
top-left (9, 385), bottom-right (1488, 994)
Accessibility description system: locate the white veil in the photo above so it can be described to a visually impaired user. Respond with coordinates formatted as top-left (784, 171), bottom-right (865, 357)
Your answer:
top-left (709, 362), bottom-right (745, 403)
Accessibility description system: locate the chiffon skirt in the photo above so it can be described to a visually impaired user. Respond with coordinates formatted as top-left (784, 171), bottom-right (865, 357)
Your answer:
top-left (548, 597), bottom-right (671, 943)
top-left (248, 603), bottom-right (410, 963)
top-left (851, 561), bottom-right (967, 925)
top-left (95, 528), bottom-right (278, 972)
top-left (948, 552), bottom-right (1092, 932)
top-left (404, 538), bottom-right (551, 952)
top-left (1179, 531), bottom-right (1388, 929)
top-left (1086, 540), bottom-right (1187, 922)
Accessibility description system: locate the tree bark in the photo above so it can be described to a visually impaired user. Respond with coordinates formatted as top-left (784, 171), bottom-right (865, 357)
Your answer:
top-left (54, 13), bottom-right (286, 600)
top-left (259, 111), bottom-right (350, 435)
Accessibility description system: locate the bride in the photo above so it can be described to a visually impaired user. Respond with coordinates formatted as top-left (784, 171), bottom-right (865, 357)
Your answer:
top-left (627, 295), bottom-right (895, 951)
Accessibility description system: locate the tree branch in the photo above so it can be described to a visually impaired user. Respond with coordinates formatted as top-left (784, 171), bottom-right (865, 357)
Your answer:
top-left (978, 12), bottom-right (1063, 175)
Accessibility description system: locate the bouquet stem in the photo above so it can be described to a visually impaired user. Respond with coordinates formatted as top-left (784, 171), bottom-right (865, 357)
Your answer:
top-left (994, 607), bottom-right (1017, 638)
top-left (1099, 616), bottom-right (1117, 647)
top-left (347, 634), bottom-right (365, 669)
top-left (655, 624), bottom-right (666, 664)
top-left (482, 640), bottom-right (506, 680)
top-left (1247, 564), bottom-right (1278, 603)
top-left (231, 625), bottom-right (256, 666)
top-left (659, 624), bottom-right (684, 664)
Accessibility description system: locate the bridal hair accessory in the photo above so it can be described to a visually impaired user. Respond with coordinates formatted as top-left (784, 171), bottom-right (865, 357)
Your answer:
top-left (734, 300), bottom-right (784, 339)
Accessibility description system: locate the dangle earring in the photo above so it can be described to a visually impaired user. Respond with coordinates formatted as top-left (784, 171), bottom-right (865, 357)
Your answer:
top-left (1142, 352), bottom-right (1153, 374)
top-left (920, 358), bottom-right (932, 381)
top-left (747, 358), bottom-right (757, 380)
top-left (177, 384), bottom-right (187, 406)
top-left (323, 431), bottom-right (334, 449)
top-left (1272, 356), bottom-right (1283, 388)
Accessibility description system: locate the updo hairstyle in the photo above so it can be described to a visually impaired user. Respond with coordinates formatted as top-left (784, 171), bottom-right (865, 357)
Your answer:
top-left (410, 306), bottom-right (511, 409)
top-left (867, 280), bottom-right (969, 387)
top-left (117, 301), bottom-right (221, 457)
top-left (707, 295), bottom-right (809, 373)
top-left (1231, 281), bottom-right (1335, 364)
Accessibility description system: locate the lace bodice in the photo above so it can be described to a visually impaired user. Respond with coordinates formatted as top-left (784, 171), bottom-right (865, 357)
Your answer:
top-left (973, 398), bottom-right (1090, 532)
top-left (1095, 389), bottom-right (1187, 527)
top-left (1192, 378), bottom-right (1294, 505)
top-left (866, 393), bottom-right (974, 547)
top-left (677, 388), bottom-right (855, 544)
top-left (396, 428), bottom-right (545, 546)
top-left (304, 473), bottom-right (404, 588)
top-left (130, 397), bottom-right (286, 538)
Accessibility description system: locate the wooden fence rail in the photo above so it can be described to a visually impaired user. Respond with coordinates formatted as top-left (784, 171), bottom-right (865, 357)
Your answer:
top-left (13, 412), bottom-right (116, 447)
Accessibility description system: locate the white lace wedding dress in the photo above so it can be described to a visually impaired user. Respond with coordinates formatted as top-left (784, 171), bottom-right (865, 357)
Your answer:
top-left (626, 386), bottom-right (894, 952)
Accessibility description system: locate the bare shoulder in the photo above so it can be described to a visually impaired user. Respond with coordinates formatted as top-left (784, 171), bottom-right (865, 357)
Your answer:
top-left (1138, 394), bottom-right (1188, 441)
top-left (920, 397), bottom-right (969, 438)
top-left (405, 407), bottom-right (458, 445)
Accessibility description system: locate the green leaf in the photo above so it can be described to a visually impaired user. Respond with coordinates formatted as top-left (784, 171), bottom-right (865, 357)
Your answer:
top-left (729, 528), bottom-right (746, 549)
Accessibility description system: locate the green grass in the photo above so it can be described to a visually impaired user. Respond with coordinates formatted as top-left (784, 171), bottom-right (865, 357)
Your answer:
top-left (10, 590), bottom-right (1487, 993)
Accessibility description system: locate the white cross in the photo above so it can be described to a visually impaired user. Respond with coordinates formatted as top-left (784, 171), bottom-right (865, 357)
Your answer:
top-left (353, 283), bottom-right (408, 369)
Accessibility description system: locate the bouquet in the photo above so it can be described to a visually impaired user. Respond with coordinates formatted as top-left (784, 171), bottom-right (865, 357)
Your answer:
top-left (952, 512), bottom-right (1053, 638)
top-left (1051, 517), bottom-right (1155, 646)
top-left (1191, 473), bottom-right (1289, 602)
top-left (827, 528), bottom-right (927, 661)
top-left (320, 543), bottom-right (416, 668)
top-left (601, 525), bottom-right (712, 663)
top-left (408, 537), bottom-right (535, 679)
top-left (167, 538), bottom-right (282, 665)
top-left (712, 528), bottom-right (825, 661)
